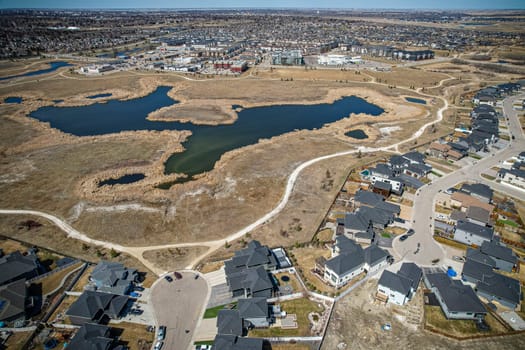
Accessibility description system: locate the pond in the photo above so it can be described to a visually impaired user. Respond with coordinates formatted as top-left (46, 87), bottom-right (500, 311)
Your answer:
top-left (30, 86), bottom-right (384, 184)
top-left (405, 97), bottom-right (427, 105)
top-left (4, 96), bottom-right (22, 104)
top-left (87, 93), bottom-right (113, 99)
top-left (98, 173), bottom-right (146, 187)
top-left (0, 61), bottom-right (72, 81)
top-left (345, 129), bottom-right (369, 139)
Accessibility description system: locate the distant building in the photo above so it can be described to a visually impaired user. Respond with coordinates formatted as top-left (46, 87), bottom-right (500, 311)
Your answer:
top-left (271, 50), bottom-right (304, 65)
top-left (392, 49), bottom-right (434, 61)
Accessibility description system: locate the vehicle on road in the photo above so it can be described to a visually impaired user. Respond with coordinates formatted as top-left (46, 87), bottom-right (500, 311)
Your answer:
top-left (452, 256), bottom-right (466, 262)
top-left (164, 275), bottom-right (173, 282)
top-left (174, 271), bottom-right (183, 279)
top-left (406, 229), bottom-right (415, 236)
top-left (130, 308), bottom-right (143, 315)
top-left (157, 326), bottom-right (166, 340)
top-left (399, 235), bottom-right (408, 241)
top-left (194, 274), bottom-right (199, 280)
top-left (154, 341), bottom-right (163, 350)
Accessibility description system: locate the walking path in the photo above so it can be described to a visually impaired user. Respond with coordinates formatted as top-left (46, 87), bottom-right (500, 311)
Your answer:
top-left (0, 75), bottom-right (452, 275)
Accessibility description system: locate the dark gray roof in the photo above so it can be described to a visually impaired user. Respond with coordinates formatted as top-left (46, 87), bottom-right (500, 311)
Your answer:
top-left (404, 163), bottom-right (432, 176)
top-left (237, 298), bottom-right (269, 319)
top-left (0, 251), bottom-right (39, 286)
top-left (212, 334), bottom-right (263, 350)
top-left (466, 206), bottom-right (491, 224)
top-left (450, 210), bottom-right (467, 222)
top-left (398, 263), bottom-right (422, 291)
top-left (370, 163), bottom-right (394, 177)
top-left (354, 190), bottom-right (384, 206)
top-left (325, 252), bottom-right (365, 276)
top-left (355, 229), bottom-right (375, 241)
top-left (462, 259), bottom-right (494, 282)
top-left (480, 241), bottom-right (518, 264)
top-left (460, 183), bottom-right (493, 201)
top-left (375, 201), bottom-right (401, 215)
top-left (66, 291), bottom-right (128, 322)
top-left (225, 240), bottom-right (277, 275)
top-left (67, 323), bottom-right (113, 350)
top-left (425, 272), bottom-right (486, 314)
top-left (217, 309), bottom-right (243, 336)
top-left (378, 270), bottom-right (412, 296)
top-left (372, 180), bottom-right (392, 191)
top-left (466, 248), bottom-right (496, 268)
top-left (394, 173), bottom-right (424, 189)
top-left (344, 213), bottom-right (371, 232)
top-left (478, 273), bottom-right (521, 306)
top-left (0, 279), bottom-right (27, 322)
top-left (363, 245), bottom-right (389, 267)
top-left (402, 151), bottom-right (426, 164)
top-left (388, 155), bottom-right (409, 167)
top-left (456, 221), bottom-right (494, 240)
top-left (227, 266), bottom-right (274, 295)
top-left (335, 235), bottom-right (362, 254)
top-left (499, 168), bottom-right (525, 180)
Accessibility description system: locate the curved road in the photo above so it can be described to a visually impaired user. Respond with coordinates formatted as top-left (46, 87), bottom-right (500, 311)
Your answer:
top-left (393, 92), bottom-right (525, 266)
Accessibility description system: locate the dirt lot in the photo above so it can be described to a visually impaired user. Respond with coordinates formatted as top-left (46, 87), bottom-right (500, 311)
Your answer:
top-left (321, 279), bottom-right (525, 350)
top-left (142, 246), bottom-right (209, 271)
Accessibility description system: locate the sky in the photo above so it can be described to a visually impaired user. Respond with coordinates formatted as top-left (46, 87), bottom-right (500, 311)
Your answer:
top-left (0, 0), bottom-right (524, 10)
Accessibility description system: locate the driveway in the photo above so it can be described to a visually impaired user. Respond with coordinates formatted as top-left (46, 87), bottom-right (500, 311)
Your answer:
top-left (393, 93), bottom-right (525, 267)
top-left (150, 271), bottom-right (209, 350)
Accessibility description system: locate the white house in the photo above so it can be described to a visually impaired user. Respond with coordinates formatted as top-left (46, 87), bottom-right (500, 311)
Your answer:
top-left (453, 220), bottom-right (494, 247)
top-left (377, 263), bottom-right (422, 305)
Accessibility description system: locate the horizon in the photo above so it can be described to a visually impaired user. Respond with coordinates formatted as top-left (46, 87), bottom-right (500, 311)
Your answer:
top-left (1, 0), bottom-right (524, 10)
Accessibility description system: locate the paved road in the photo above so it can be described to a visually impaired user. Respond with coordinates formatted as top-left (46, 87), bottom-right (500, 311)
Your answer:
top-left (149, 271), bottom-right (209, 350)
top-left (393, 93), bottom-right (525, 266)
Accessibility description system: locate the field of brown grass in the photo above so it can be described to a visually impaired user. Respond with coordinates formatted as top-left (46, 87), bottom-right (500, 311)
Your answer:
top-left (142, 246), bottom-right (209, 271)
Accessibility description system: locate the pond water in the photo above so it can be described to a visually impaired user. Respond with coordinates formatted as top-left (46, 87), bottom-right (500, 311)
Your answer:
top-left (99, 173), bottom-right (146, 186)
top-left (405, 97), bottom-right (427, 105)
top-left (345, 129), bottom-right (369, 139)
top-left (0, 61), bottom-right (72, 81)
top-left (30, 86), bottom-right (384, 184)
top-left (87, 93), bottom-right (113, 99)
top-left (4, 96), bottom-right (22, 104)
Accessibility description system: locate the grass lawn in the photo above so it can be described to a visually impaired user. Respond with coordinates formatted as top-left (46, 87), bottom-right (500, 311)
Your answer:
top-left (434, 236), bottom-right (469, 251)
top-left (249, 298), bottom-right (324, 337)
top-left (270, 343), bottom-right (312, 350)
top-left (0, 238), bottom-right (28, 254)
top-left (431, 170), bottom-right (443, 177)
top-left (315, 228), bottom-right (334, 242)
top-left (497, 219), bottom-right (519, 228)
top-left (113, 322), bottom-right (155, 350)
top-left (435, 205), bottom-right (453, 215)
top-left (381, 232), bottom-right (392, 238)
top-left (204, 302), bottom-right (237, 319)
top-left (480, 174), bottom-right (496, 181)
top-left (274, 272), bottom-right (304, 293)
top-left (424, 306), bottom-right (509, 338)
top-left (2, 331), bottom-right (32, 350)
top-left (71, 265), bottom-right (94, 292)
top-left (384, 226), bottom-right (406, 235)
top-left (194, 340), bottom-right (214, 346)
top-left (49, 295), bottom-right (78, 324)
top-left (290, 246), bottom-right (333, 294)
top-left (39, 261), bottom-right (83, 295)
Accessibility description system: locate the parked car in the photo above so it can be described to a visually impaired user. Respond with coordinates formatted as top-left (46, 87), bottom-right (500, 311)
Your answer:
top-left (399, 235), bottom-right (409, 241)
top-left (406, 229), bottom-right (415, 236)
top-left (174, 272), bottom-right (183, 280)
top-left (453, 256), bottom-right (466, 262)
top-left (158, 326), bottom-right (166, 340)
top-left (164, 275), bottom-right (173, 282)
top-left (154, 341), bottom-right (163, 350)
top-left (134, 286), bottom-right (145, 292)
top-left (130, 308), bottom-right (143, 315)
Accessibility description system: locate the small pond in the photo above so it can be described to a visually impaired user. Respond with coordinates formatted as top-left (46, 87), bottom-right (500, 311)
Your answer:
top-left (345, 129), bottom-right (369, 139)
top-left (405, 97), bottom-right (427, 105)
top-left (98, 173), bottom-right (146, 187)
top-left (0, 61), bottom-right (72, 81)
top-left (87, 93), bottom-right (113, 99)
top-left (4, 96), bottom-right (22, 104)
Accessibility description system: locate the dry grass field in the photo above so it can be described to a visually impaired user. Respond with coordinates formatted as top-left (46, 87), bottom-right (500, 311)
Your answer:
top-left (142, 246), bottom-right (209, 271)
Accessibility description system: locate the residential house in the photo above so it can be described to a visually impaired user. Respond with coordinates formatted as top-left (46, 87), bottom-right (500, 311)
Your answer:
top-left (90, 261), bottom-right (138, 295)
top-left (67, 323), bottom-right (120, 350)
top-left (453, 220), bottom-right (494, 247)
top-left (377, 262), bottom-right (422, 305)
top-left (224, 241), bottom-right (278, 276)
top-left (402, 151), bottom-right (427, 165)
top-left (0, 279), bottom-right (30, 327)
top-left (449, 191), bottom-right (495, 213)
top-left (465, 206), bottom-right (492, 227)
top-left (217, 309), bottom-right (244, 336)
top-left (212, 334), bottom-right (263, 350)
top-left (427, 142), bottom-right (451, 159)
top-left (369, 164), bottom-right (404, 195)
top-left (324, 236), bottom-right (389, 288)
top-left (423, 271), bottom-right (486, 320)
top-left (460, 183), bottom-right (493, 203)
top-left (0, 251), bottom-right (41, 286)
top-left (226, 266), bottom-right (274, 298)
top-left (66, 290), bottom-right (128, 325)
top-left (237, 297), bottom-right (270, 328)
top-left (498, 168), bottom-right (525, 189)
top-left (479, 241), bottom-right (518, 272)
top-left (476, 273), bottom-right (521, 309)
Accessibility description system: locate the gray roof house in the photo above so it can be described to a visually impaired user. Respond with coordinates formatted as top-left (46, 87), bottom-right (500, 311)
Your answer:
top-left (67, 323), bottom-right (116, 350)
top-left (480, 241), bottom-right (518, 272)
top-left (461, 259), bottom-right (495, 284)
top-left (402, 151), bottom-right (426, 165)
top-left (324, 237), bottom-right (390, 288)
top-left (0, 279), bottom-right (29, 326)
top-left (66, 290), bottom-right (128, 326)
top-left (90, 261), bottom-right (138, 295)
top-left (476, 273), bottom-right (521, 310)
top-left (212, 334), bottom-right (263, 350)
top-left (0, 251), bottom-right (40, 286)
top-left (224, 241), bottom-right (278, 276)
top-left (217, 309), bottom-right (244, 336)
top-left (465, 248), bottom-right (496, 269)
top-left (226, 266), bottom-right (274, 298)
top-left (460, 183), bottom-right (493, 203)
top-left (377, 263), bottom-right (422, 306)
top-left (465, 206), bottom-right (492, 226)
top-left (238, 297), bottom-right (270, 328)
top-left (453, 220), bottom-right (494, 247)
top-left (424, 271), bottom-right (486, 320)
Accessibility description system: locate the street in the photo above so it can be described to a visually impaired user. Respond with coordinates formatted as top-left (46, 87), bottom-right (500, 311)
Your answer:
top-left (149, 271), bottom-right (209, 350)
top-left (393, 92), bottom-right (525, 266)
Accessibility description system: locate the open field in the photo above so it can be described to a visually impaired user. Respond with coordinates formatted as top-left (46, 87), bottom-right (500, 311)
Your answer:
top-left (39, 261), bottom-right (83, 295)
top-left (288, 245), bottom-right (334, 294)
top-left (321, 279), bottom-right (525, 350)
top-left (142, 246), bottom-right (209, 271)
